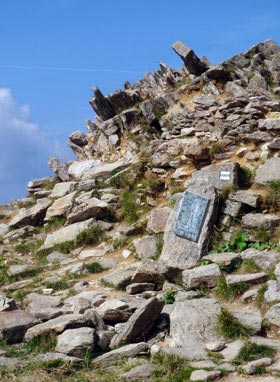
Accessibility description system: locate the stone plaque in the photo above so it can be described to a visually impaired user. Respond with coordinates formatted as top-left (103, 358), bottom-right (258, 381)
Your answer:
top-left (174, 191), bottom-right (209, 242)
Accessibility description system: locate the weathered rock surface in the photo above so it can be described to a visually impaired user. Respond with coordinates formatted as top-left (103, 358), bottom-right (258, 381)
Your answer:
top-left (133, 235), bottom-right (158, 259)
top-left (45, 191), bottom-right (76, 221)
top-left (172, 41), bottom-right (208, 75)
top-left (242, 213), bottom-right (280, 230)
top-left (168, 298), bottom-right (221, 359)
top-left (122, 364), bottom-right (155, 381)
top-left (92, 342), bottom-right (149, 368)
top-left (160, 183), bottom-right (219, 268)
top-left (110, 297), bottom-right (164, 347)
top-left (9, 198), bottom-right (51, 228)
top-left (182, 263), bottom-right (221, 289)
top-left (226, 272), bottom-right (267, 285)
top-left (55, 327), bottom-right (95, 357)
top-left (0, 310), bottom-right (39, 343)
top-left (146, 207), bottom-right (171, 233)
top-left (255, 158), bottom-right (280, 185)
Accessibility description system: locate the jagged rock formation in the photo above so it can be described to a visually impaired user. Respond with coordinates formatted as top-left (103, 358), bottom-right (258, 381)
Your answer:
top-left (1, 39), bottom-right (280, 381)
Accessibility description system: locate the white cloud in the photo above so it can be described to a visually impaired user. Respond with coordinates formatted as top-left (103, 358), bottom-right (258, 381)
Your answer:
top-left (0, 88), bottom-right (70, 204)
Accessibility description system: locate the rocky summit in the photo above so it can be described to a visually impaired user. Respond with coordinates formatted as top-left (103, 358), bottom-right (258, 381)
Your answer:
top-left (1, 39), bottom-right (280, 382)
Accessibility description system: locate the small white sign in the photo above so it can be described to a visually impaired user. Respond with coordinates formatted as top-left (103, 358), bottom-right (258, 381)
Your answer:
top-left (220, 171), bottom-right (231, 181)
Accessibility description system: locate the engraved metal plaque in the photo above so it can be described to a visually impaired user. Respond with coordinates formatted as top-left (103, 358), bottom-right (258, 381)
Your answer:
top-left (174, 191), bottom-right (210, 242)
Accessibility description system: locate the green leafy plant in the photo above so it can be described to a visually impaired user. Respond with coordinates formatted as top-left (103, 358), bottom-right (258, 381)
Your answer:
top-left (164, 289), bottom-right (177, 304)
top-left (85, 262), bottom-right (104, 274)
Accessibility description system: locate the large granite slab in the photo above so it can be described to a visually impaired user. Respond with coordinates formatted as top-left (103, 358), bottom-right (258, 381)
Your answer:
top-left (160, 182), bottom-right (218, 268)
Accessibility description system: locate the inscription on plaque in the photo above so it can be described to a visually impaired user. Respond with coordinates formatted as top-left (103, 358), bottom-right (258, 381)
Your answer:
top-left (220, 171), bottom-right (231, 181)
top-left (174, 191), bottom-right (209, 242)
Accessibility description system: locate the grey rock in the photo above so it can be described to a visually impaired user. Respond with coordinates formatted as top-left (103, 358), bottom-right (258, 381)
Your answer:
top-left (225, 81), bottom-right (248, 98)
top-left (92, 342), bottom-right (149, 368)
top-left (265, 303), bottom-right (280, 327)
top-left (66, 197), bottom-right (109, 224)
top-left (0, 356), bottom-right (25, 369)
top-left (97, 330), bottom-right (115, 351)
top-left (24, 293), bottom-right (63, 320)
top-left (168, 298), bottom-right (221, 359)
top-left (244, 131), bottom-right (272, 142)
top-left (205, 342), bottom-right (225, 352)
top-left (190, 370), bottom-right (221, 381)
top-left (182, 263), bottom-right (221, 289)
top-left (110, 297), bottom-right (164, 347)
top-left (229, 190), bottom-right (260, 208)
top-left (160, 183), bottom-right (219, 269)
top-left (172, 41), bottom-right (207, 75)
top-left (222, 200), bottom-right (242, 217)
top-left (204, 252), bottom-right (241, 267)
top-left (9, 198), bottom-right (51, 228)
top-left (132, 259), bottom-right (180, 285)
top-left (46, 251), bottom-right (74, 264)
top-left (24, 309), bottom-right (104, 341)
top-left (221, 339), bottom-right (244, 362)
top-left (55, 327), bottom-right (95, 357)
top-left (226, 273), bottom-right (267, 285)
top-left (265, 281), bottom-right (280, 303)
top-left (242, 213), bottom-right (280, 231)
top-left (41, 218), bottom-right (97, 250)
top-left (44, 191), bottom-right (76, 221)
top-left (241, 358), bottom-right (272, 375)
top-left (0, 310), bottom-right (39, 344)
top-left (96, 299), bottom-right (131, 324)
top-left (0, 295), bottom-right (17, 312)
top-left (133, 235), bottom-right (158, 259)
top-left (48, 156), bottom-right (69, 182)
top-left (242, 248), bottom-right (280, 270)
top-left (146, 207), bottom-right (171, 233)
top-left (230, 307), bottom-right (262, 333)
top-left (101, 266), bottom-right (137, 289)
top-left (242, 288), bottom-right (259, 303)
top-left (122, 364), bottom-right (155, 381)
top-left (186, 162), bottom-right (239, 191)
top-left (259, 118), bottom-right (280, 130)
top-left (69, 131), bottom-right (88, 146)
top-left (35, 352), bottom-right (81, 363)
top-left (250, 336), bottom-right (280, 350)
top-left (126, 283), bottom-right (155, 295)
top-left (89, 86), bottom-right (116, 121)
top-left (0, 224), bottom-right (8, 237)
top-left (268, 138), bottom-right (280, 150)
top-left (68, 159), bottom-right (126, 181)
top-left (255, 158), bottom-right (280, 185)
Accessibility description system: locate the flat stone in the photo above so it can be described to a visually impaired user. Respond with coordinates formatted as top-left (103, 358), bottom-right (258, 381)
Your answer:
top-left (255, 158), bottom-right (280, 185)
top-left (101, 266), bottom-right (137, 289)
top-left (259, 118), bottom-right (280, 130)
top-left (92, 342), bottom-right (149, 368)
top-left (205, 342), bottom-right (225, 352)
top-left (265, 303), bottom-right (280, 327)
top-left (241, 358), bottom-right (272, 375)
top-left (226, 273), bottom-right (267, 285)
top-left (204, 252), bottom-right (241, 266)
top-left (268, 138), bottom-right (280, 150)
top-left (182, 263), bottom-right (221, 289)
top-left (44, 192), bottom-right (76, 221)
top-left (55, 327), bottom-right (95, 357)
top-left (241, 248), bottom-right (280, 270)
top-left (250, 336), bottom-right (280, 350)
top-left (265, 281), bottom-right (280, 303)
top-left (24, 310), bottom-right (104, 341)
top-left (242, 288), bottom-right (259, 303)
top-left (50, 182), bottom-right (77, 198)
top-left (190, 370), bottom-right (221, 381)
top-left (24, 293), bottom-right (62, 320)
top-left (68, 159), bottom-right (126, 181)
top-left (0, 310), bottom-right (39, 344)
top-left (126, 283), bottom-right (155, 295)
top-left (66, 198), bottom-right (109, 225)
top-left (160, 183), bottom-right (219, 269)
top-left (96, 299), bottom-right (131, 324)
top-left (230, 307), bottom-right (262, 333)
top-left (35, 352), bottom-right (81, 363)
top-left (122, 364), bottom-right (155, 381)
top-left (9, 198), bottom-right (51, 228)
top-left (0, 356), bottom-right (25, 369)
top-left (132, 259), bottom-right (180, 285)
top-left (168, 298), bottom-right (221, 359)
top-left (0, 224), bottom-right (8, 237)
top-left (110, 297), bottom-right (164, 347)
top-left (41, 218), bottom-right (96, 250)
top-left (133, 235), bottom-right (158, 259)
top-left (242, 213), bottom-right (280, 231)
top-left (221, 339), bottom-right (244, 362)
top-left (146, 207), bottom-right (171, 234)
top-left (186, 162), bottom-right (239, 191)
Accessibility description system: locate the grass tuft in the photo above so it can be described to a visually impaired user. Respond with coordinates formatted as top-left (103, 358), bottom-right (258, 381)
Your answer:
top-left (214, 276), bottom-right (248, 301)
top-left (234, 342), bottom-right (276, 364)
top-left (217, 308), bottom-right (254, 341)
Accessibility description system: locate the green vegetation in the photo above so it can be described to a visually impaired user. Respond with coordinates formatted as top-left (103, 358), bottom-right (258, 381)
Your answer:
top-left (76, 225), bottom-right (103, 246)
top-left (214, 276), bottom-right (248, 301)
top-left (239, 258), bottom-right (261, 274)
top-left (152, 353), bottom-right (195, 382)
top-left (256, 285), bottom-right (268, 309)
top-left (239, 166), bottom-right (253, 187)
top-left (217, 308), bottom-right (254, 340)
top-left (164, 289), bottom-right (177, 304)
top-left (25, 332), bottom-right (57, 354)
top-left (44, 216), bottom-right (67, 232)
top-left (265, 180), bottom-right (280, 212)
top-left (120, 189), bottom-right (139, 223)
top-left (85, 262), bottom-right (104, 273)
top-left (209, 142), bottom-right (224, 157)
top-left (234, 342), bottom-right (276, 364)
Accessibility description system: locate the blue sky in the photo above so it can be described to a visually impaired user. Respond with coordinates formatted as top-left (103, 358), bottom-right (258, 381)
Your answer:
top-left (0, 0), bottom-right (279, 204)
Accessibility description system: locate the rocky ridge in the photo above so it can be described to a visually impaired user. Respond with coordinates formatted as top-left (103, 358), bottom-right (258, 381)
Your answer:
top-left (0, 39), bottom-right (280, 381)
